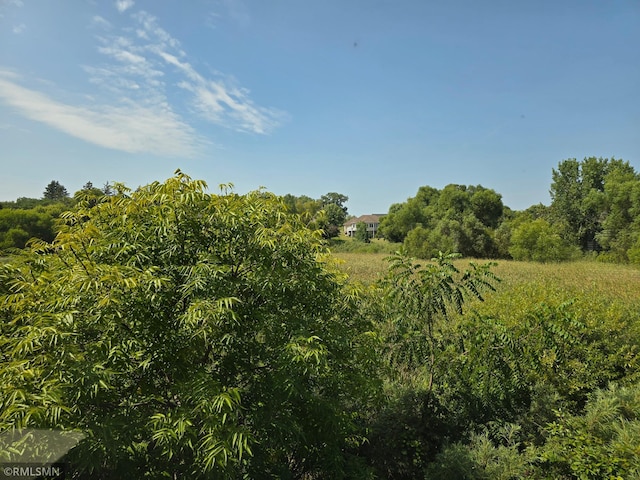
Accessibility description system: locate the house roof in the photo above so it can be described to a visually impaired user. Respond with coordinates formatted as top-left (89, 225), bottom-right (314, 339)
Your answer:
top-left (343, 214), bottom-right (385, 226)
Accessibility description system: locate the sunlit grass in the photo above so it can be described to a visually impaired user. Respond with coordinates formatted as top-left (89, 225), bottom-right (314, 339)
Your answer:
top-left (333, 253), bottom-right (640, 323)
top-left (335, 253), bottom-right (639, 295)
top-left (332, 252), bottom-right (391, 284)
top-left (327, 235), bottom-right (401, 254)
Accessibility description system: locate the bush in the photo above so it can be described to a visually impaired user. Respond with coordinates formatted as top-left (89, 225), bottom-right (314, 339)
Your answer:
top-left (509, 218), bottom-right (579, 262)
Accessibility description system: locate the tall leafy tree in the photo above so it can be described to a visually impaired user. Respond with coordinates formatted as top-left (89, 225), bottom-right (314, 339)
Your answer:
top-left (470, 187), bottom-right (504, 228)
top-left (320, 192), bottom-right (349, 214)
top-left (0, 172), bottom-right (379, 478)
top-left (509, 218), bottom-right (579, 262)
top-left (321, 202), bottom-right (348, 238)
top-left (282, 192), bottom-right (349, 239)
top-left (380, 184), bottom-right (503, 258)
top-left (550, 157), bottom-right (633, 251)
top-left (595, 165), bottom-right (640, 261)
top-left (378, 186), bottom-right (439, 243)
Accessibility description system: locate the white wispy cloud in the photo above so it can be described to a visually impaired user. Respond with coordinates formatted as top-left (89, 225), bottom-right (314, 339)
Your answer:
top-left (12, 23), bottom-right (25, 34)
top-left (0, 6), bottom-right (283, 156)
top-left (91, 15), bottom-right (111, 29)
top-left (0, 71), bottom-right (201, 156)
top-left (128, 10), bottom-right (284, 134)
top-left (88, 9), bottom-right (283, 134)
top-left (115, 0), bottom-right (134, 13)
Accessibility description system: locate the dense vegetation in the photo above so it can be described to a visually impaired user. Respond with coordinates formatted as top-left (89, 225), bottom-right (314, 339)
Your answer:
top-left (0, 183), bottom-right (349, 255)
top-left (337, 254), bottom-right (640, 479)
top-left (379, 157), bottom-right (640, 264)
top-left (4, 157), bottom-right (639, 265)
top-left (1, 169), bottom-right (640, 478)
top-left (0, 181), bottom-right (106, 253)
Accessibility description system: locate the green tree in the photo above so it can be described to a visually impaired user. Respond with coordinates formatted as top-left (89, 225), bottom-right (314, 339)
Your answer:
top-left (379, 184), bottom-right (503, 258)
top-left (541, 383), bottom-right (640, 479)
top-left (362, 252), bottom-right (499, 478)
top-left (550, 157), bottom-right (634, 251)
top-left (74, 183), bottom-right (105, 208)
top-left (0, 209), bottom-right (55, 250)
top-left (509, 218), bottom-right (579, 262)
top-left (0, 172), bottom-right (379, 478)
top-left (379, 186), bottom-right (439, 243)
top-left (596, 166), bottom-right (640, 262)
top-left (321, 202), bottom-right (347, 238)
top-left (281, 192), bottom-right (349, 239)
top-left (281, 194), bottom-right (321, 221)
top-left (102, 182), bottom-right (114, 196)
top-left (42, 180), bottom-right (69, 200)
top-left (320, 192), bottom-right (349, 214)
top-left (377, 252), bottom-right (498, 392)
top-left (355, 221), bottom-right (370, 243)
top-left (470, 187), bottom-right (504, 228)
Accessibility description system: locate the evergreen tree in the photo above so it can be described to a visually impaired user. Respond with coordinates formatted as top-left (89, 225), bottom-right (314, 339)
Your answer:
top-left (42, 180), bottom-right (69, 200)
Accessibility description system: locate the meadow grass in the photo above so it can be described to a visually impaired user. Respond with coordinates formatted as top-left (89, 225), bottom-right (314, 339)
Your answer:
top-left (334, 253), bottom-right (640, 295)
top-left (333, 252), bottom-right (640, 323)
top-left (327, 236), bottom-right (401, 254)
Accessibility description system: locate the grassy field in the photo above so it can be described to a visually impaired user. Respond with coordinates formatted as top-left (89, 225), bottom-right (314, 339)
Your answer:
top-left (333, 252), bottom-right (640, 321)
top-left (334, 252), bottom-right (640, 292)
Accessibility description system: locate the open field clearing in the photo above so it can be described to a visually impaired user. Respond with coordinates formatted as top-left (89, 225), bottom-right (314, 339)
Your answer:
top-left (333, 252), bottom-right (640, 295)
top-left (333, 252), bottom-right (640, 310)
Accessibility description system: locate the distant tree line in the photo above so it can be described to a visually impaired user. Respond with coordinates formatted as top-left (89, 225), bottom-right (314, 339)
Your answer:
top-left (0, 181), bottom-right (113, 251)
top-left (3, 157), bottom-right (640, 263)
top-left (379, 156), bottom-right (640, 263)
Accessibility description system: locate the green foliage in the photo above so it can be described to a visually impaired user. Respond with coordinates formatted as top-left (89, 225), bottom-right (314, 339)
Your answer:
top-left (471, 188), bottom-right (504, 229)
top-left (355, 221), bottom-right (370, 243)
top-left (360, 252), bottom-right (500, 478)
top-left (42, 180), bottom-right (69, 200)
top-left (0, 209), bottom-right (56, 251)
top-left (596, 171), bottom-right (640, 262)
top-left (550, 157), bottom-right (637, 252)
top-left (342, 249), bottom-right (640, 478)
top-left (281, 193), bottom-right (321, 218)
top-left (3, 197), bottom-right (42, 209)
top-left (541, 383), bottom-right (640, 479)
top-left (628, 237), bottom-right (640, 265)
top-left (379, 184), bottom-right (503, 258)
top-left (509, 218), bottom-right (580, 262)
top-left (329, 238), bottom-right (400, 254)
top-left (378, 186), bottom-right (439, 243)
top-left (425, 423), bottom-right (535, 480)
top-left (281, 192), bottom-right (349, 239)
top-left (0, 172), bottom-right (379, 478)
top-left (320, 192), bottom-right (349, 214)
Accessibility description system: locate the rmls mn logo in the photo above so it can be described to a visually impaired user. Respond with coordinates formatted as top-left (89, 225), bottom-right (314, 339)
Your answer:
top-left (1, 463), bottom-right (66, 479)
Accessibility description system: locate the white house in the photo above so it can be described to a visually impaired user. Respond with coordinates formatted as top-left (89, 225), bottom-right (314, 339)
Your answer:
top-left (343, 214), bottom-right (385, 238)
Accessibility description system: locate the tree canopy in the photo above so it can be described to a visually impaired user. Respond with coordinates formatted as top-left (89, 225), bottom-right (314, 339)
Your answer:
top-left (281, 191), bottom-right (349, 238)
top-left (379, 184), bottom-right (504, 258)
top-left (0, 172), bottom-right (377, 478)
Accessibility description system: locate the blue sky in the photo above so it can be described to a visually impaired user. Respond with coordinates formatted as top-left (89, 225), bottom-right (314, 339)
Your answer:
top-left (1, 0), bottom-right (638, 215)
